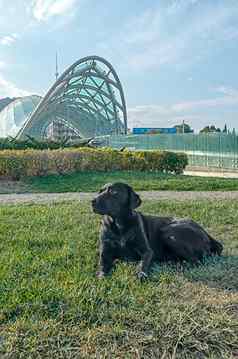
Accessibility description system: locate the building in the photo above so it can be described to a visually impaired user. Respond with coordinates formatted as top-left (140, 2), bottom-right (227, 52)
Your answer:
top-left (0, 95), bottom-right (41, 138)
top-left (0, 56), bottom-right (127, 140)
top-left (132, 127), bottom-right (177, 135)
top-left (0, 97), bottom-right (15, 112)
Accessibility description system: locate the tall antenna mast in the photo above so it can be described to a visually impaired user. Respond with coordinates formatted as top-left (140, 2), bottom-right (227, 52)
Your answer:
top-left (55, 51), bottom-right (59, 81)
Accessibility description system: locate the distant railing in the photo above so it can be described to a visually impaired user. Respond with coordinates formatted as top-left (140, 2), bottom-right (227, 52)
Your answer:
top-left (98, 133), bottom-right (238, 170)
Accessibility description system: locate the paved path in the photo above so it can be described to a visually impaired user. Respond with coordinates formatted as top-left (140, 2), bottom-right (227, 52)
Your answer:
top-left (184, 170), bottom-right (238, 178)
top-left (0, 191), bottom-right (238, 205)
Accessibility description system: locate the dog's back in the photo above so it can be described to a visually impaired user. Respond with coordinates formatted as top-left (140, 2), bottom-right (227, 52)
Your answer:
top-left (139, 213), bottom-right (223, 262)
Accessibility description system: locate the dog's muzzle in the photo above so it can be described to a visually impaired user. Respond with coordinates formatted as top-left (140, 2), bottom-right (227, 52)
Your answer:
top-left (91, 198), bottom-right (97, 210)
top-left (91, 197), bottom-right (104, 214)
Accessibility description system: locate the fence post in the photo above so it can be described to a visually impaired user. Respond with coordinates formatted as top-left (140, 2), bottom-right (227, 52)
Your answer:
top-left (218, 134), bottom-right (221, 168)
top-left (236, 134), bottom-right (238, 169)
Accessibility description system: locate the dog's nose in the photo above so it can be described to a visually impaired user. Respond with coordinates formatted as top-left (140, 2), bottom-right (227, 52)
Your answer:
top-left (92, 198), bottom-right (97, 206)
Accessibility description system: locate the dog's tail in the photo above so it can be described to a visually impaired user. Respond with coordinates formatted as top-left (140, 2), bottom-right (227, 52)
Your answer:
top-left (209, 236), bottom-right (223, 256)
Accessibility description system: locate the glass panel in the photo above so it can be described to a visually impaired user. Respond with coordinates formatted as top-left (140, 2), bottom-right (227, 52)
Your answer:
top-left (100, 108), bottom-right (108, 119)
top-left (31, 95), bottom-right (42, 107)
top-left (101, 82), bottom-right (109, 93)
top-left (68, 77), bottom-right (83, 86)
top-left (14, 100), bottom-right (27, 126)
top-left (79, 88), bottom-right (91, 97)
top-left (94, 92), bottom-right (106, 103)
top-left (0, 97), bottom-right (40, 137)
top-left (91, 75), bottom-right (103, 87)
top-left (106, 102), bottom-right (114, 112)
top-left (85, 77), bottom-right (97, 87)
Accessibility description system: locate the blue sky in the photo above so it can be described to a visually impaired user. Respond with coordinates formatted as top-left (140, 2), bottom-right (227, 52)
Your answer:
top-left (1, 0), bottom-right (238, 132)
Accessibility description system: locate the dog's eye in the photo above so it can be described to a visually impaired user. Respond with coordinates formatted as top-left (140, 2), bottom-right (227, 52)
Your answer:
top-left (109, 189), bottom-right (118, 195)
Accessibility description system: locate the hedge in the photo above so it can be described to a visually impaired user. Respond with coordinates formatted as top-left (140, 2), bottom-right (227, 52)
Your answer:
top-left (0, 148), bottom-right (188, 180)
top-left (0, 137), bottom-right (95, 150)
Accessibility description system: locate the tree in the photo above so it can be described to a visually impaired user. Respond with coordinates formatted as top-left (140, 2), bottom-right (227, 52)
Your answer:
top-left (173, 123), bottom-right (193, 133)
top-left (200, 126), bottom-right (210, 133)
top-left (223, 124), bottom-right (228, 133)
top-left (200, 125), bottom-right (221, 133)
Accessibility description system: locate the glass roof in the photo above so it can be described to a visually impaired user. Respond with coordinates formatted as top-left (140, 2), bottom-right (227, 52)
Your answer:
top-left (6, 56), bottom-right (127, 140)
top-left (0, 95), bottom-right (41, 138)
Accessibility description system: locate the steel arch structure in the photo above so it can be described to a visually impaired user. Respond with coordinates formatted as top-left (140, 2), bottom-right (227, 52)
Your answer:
top-left (17, 56), bottom-right (127, 140)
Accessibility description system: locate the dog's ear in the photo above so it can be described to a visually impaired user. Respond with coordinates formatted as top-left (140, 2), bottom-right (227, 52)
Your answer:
top-left (128, 186), bottom-right (142, 209)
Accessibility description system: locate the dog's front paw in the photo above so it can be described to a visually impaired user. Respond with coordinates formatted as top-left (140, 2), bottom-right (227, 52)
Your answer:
top-left (137, 271), bottom-right (148, 281)
top-left (96, 271), bottom-right (106, 279)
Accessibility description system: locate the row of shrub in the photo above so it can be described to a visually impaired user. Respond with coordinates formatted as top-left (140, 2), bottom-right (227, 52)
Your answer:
top-left (0, 148), bottom-right (188, 180)
top-left (0, 136), bottom-right (95, 150)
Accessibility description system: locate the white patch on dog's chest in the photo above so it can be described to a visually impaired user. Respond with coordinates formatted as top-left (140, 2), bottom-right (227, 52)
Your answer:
top-left (120, 236), bottom-right (127, 247)
top-left (169, 235), bottom-right (176, 242)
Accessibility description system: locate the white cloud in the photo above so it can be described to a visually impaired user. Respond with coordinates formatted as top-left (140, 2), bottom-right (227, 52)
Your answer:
top-left (32, 0), bottom-right (77, 21)
top-left (0, 74), bottom-right (30, 98)
top-left (128, 86), bottom-right (238, 131)
top-left (171, 97), bottom-right (238, 112)
top-left (116, 1), bottom-right (238, 71)
top-left (215, 86), bottom-right (238, 98)
top-left (0, 33), bottom-right (18, 46)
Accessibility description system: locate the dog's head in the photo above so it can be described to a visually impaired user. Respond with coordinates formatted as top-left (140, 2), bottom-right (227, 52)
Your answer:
top-left (92, 182), bottom-right (141, 216)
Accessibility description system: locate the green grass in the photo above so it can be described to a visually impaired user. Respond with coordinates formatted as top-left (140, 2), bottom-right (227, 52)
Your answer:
top-left (0, 199), bottom-right (238, 358)
top-left (23, 171), bottom-right (238, 193)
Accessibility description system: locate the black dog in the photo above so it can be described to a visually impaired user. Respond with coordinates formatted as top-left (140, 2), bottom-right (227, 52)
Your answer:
top-left (92, 183), bottom-right (223, 280)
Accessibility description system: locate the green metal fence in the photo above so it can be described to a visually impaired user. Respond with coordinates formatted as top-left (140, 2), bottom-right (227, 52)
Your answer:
top-left (100, 133), bottom-right (238, 170)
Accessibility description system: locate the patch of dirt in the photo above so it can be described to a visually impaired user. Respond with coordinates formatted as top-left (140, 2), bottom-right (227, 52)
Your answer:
top-left (0, 191), bottom-right (238, 205)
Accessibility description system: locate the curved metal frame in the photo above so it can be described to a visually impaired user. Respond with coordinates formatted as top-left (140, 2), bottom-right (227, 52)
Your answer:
top-left (17, 55), bottom-right (127, 139)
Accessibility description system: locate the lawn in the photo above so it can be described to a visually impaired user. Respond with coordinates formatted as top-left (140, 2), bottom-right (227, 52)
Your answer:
top-left (23, 171), bottom-right (238, 193)
top-left (0, 199), bottom-right (237, 358)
